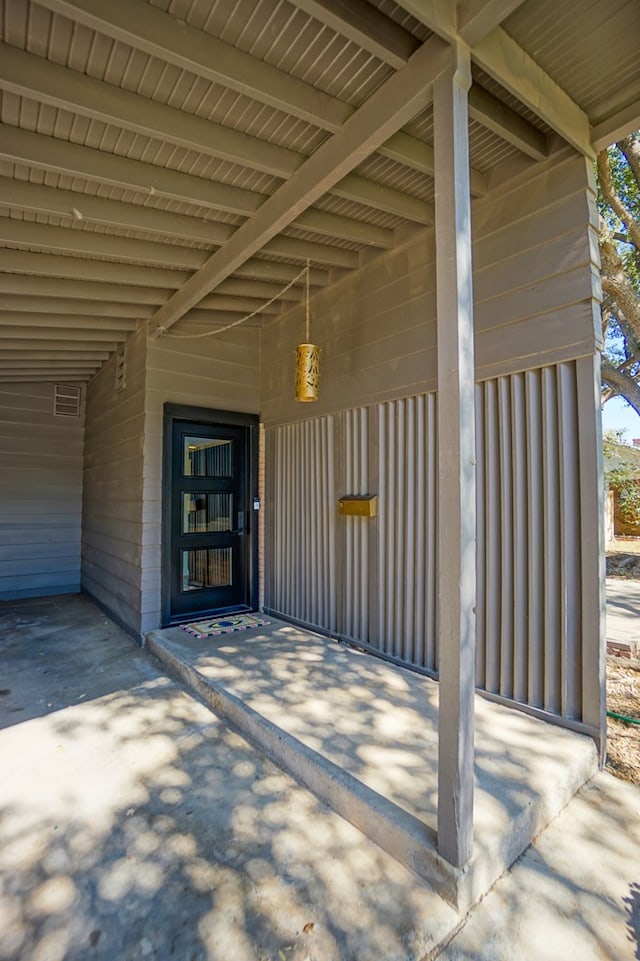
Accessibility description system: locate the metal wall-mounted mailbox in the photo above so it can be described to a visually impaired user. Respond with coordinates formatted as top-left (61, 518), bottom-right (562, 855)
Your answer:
top-left (338, 495), bottom-right (377, 517)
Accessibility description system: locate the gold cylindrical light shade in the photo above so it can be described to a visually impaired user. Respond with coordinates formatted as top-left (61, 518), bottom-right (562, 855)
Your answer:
top-left (295, 343), bottom-right (321, 402)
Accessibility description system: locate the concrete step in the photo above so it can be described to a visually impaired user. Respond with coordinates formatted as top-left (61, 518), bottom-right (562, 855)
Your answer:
top-left (145, 624), bottom-right (598, 914)
top-left (145, 628), bottom-right (466, 908)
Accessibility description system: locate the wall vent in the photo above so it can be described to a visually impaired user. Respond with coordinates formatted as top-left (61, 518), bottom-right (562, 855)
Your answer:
top-left (115, 345), bottom-right (127, 393)
top-left (53, 384), bottom-right (82, 418)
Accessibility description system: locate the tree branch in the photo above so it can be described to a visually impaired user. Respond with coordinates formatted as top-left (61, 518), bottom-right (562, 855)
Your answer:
top-left (602, 359), bottom-right (640, 417)
top-left (600, 226), bottom-right (640, 339)
top-left (598, 147), bottom-right (640, 251)
top-left (619, 134), bottom-right (640, 195)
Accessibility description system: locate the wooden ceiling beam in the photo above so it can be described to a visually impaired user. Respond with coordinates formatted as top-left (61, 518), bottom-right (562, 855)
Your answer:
top-left (457, 0), bottom-right (527, 46)
top-left (0, 294), bottom-right (148, 321)
top-left (0, 248), bottom-right (190, 288)
top-left (0, 367), bottom-right (93, 384)
top-left (1, 39), bottom-right (440, 236)
top-left (0, 272), bottom-right (298, 306)
top-left (150, 35), bottom-right (451, 334)
top-left (0, 338), bottom-right (114, 353)
top-left (181, 296), bottom-right (281, 316)
top-left (0, 126), bottom-right (262, 217)
top-left (467, 85), bottom-right (546, 161)
top-left (0, 43), bottom-right (300, 180)
top-left (0, 247), bottom-right (330, 289)
top-left (214, 279), bottom-right (307, 303)
top-left (471, 28), bottom-right (592, 157)
top-left (35, 0), bottom-right (352, 132)
top-left (0, 218), bottom-right (356, 271)
top-left (290, 0), bottom-right (544, 165)
top-left (331, 173), bottom-right (434, 224)
top-left (0, 177), bottom-right (235, 247)
top-left (27, 0), bottom-right (495, 186)
top-left (0, 219), bottom-right (207, 269)
top-left (181, 310), bottom-right (262, 328)
top-left (0, 345), bottom-right (112, 356)
top-left (380, 131), bottom-right (486, 197)
top-left (392, 2), bottom-right (591, 155)
top-left (592, 86), bottom-right (640, 152)
top-left (0, 171), bottom-right (392, 250)
top-left (0, 274), bottom-right (167, 303)
top-left (292, 0), bottom-right (416, 69)
top-left (232, 260), bottom-right (329, 286)
top-left (0, 320), bottom-right (132, 340)
top-left (294, 209), bottom-right (394, 248)
top-left (0, 370), bottom-right (98, 379)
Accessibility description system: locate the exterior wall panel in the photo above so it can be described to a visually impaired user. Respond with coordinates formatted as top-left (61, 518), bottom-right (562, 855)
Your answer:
top-left (0, 382), bottom-right (84, 599)
top-left (261, 153), bottom-right (600, 429)
top-left (82, 328), bottom-right (147, 633)
top-left (343, 406), bottom-right (369, 645)
top-left (261, 151), bottom-right (600, 728)
top-left (475, 362), bottom-right (585, 721)
top-left (266, 415), bottom-right (336, 632)
top-left (265, 359), bottom-right (594, 726)
top-left (376, 394), bottom-right (438, 670)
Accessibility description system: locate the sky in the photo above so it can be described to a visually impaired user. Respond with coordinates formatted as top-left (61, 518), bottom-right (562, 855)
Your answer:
top-left (602, 395), bottom-right (640, 443)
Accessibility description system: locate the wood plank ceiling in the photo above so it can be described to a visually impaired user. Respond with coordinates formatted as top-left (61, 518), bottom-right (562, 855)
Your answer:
top-left (0, 0), bottom-right (639, 383)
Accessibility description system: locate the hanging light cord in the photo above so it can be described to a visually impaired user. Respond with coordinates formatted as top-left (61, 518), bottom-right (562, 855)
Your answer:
top-left (157, 263), bottom-right (308, 339)
top-left (305, 258), bottom-right (311, 342)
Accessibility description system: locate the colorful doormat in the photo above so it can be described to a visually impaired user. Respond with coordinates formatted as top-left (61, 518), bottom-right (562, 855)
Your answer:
top-left (181, 613), bottom-right (270, 638)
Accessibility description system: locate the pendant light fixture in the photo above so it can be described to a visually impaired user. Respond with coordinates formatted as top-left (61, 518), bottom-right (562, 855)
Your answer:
top-left (295, 260), bottom-right (321, 402)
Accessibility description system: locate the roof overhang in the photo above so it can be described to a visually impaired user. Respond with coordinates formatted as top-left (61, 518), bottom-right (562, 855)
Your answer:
top-left (1, 0), bottom-right (638, 382)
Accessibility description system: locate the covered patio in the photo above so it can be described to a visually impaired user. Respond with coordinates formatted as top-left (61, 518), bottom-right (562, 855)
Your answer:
top-left (145, 615), bottom-right (597, 909)
top-left (1, 0), bottom-right (640, 907)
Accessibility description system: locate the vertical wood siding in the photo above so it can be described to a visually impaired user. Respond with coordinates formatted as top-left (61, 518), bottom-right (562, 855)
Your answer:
top-left (0, 382), bottom-right (84, 599)
top-left (266, 415), bottom-right (336, 632)
top-left (376, 394), bottom-right (438, 670)
top-left (475, 362), bottom-right (584, 719)
top-left (266, 359), bottom-right (593, 724)
top-left (343, 406), bottom-right (369, 643)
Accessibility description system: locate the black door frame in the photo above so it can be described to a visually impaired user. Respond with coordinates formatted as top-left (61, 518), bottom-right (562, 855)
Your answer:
top-left (161, 403), bottom-right (259, 627)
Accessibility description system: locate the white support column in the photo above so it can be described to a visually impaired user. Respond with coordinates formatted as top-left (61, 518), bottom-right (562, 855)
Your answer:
top-left (434, 42), bottom-right (476, 868)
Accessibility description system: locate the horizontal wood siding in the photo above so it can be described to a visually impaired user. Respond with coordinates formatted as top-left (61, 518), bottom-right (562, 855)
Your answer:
top-left (0, 382), bottom-right (84, 599)
top-left (81, 328), bottom-right (147, 633)
top-left (261, 152), bottom-right (599, 427)
top-left (141, 328), bottom-right (260, 633)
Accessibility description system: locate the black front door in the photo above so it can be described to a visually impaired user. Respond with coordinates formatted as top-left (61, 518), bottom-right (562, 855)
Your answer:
top-left (163, 407), bottom-right (258, 625)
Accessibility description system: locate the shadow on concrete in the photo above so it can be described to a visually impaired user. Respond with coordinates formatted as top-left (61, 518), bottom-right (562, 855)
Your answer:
top-left (0, 595), bottom-right (457, 961)
top-left (0, 594), bottom-right (156, 731)
top-left (148, 619), bottom-right (596, 903)
top-left (440, 773), bottom-right (640, 961)
top-left (624, 882), bottom-right (640, 960)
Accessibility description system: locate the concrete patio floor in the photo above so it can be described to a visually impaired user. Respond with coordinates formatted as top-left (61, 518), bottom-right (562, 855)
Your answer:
top-left (1, 593), bottom-right (639, 961)
top-left (146, 618), bottom-right (597, 908)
